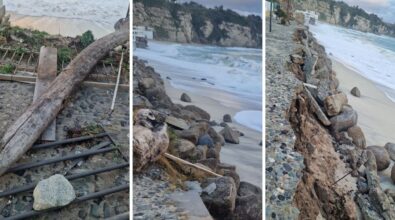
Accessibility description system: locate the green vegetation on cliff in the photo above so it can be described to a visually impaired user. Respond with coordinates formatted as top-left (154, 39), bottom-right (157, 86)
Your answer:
top-left (134, 0), bottom-right (262, 47)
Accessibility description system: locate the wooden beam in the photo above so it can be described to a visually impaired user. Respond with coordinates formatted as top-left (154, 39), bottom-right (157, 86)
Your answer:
top-left (164, 153), bottom-right (222, 177)
top-left (0, 28), bottom-right (129, 176)
top-left (33, 47), bottom-right (58, 141)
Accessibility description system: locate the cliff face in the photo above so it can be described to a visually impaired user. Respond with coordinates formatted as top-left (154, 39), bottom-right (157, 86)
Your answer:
top-left (293, 0), bottom-right (395, 36)
top-left (133, 1), bottom-right (262, 48)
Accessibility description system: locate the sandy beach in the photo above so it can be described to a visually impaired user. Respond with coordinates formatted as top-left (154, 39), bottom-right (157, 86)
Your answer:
top-left (163, 76), bottom-right (263, 187)
top-left (333, 58), bottom-right (395, 190)
top-left (7, 11), bottom-right (114, 38)
top-left (333, 59), bottom-right (395, 146)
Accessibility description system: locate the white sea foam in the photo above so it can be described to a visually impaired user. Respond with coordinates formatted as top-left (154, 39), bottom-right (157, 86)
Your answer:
top-left (135, 41), bottom-right (262, 106)
top-left (134, 41), bottom-right (262, 131)
top-left (309, 22), bottom-right (395, 103)
top-left (234, 110), bottom-right (262, 132)
top-left (4, 0), bottom-right (129, 25)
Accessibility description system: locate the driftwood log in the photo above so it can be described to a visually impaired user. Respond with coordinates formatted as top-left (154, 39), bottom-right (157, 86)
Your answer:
top-left (0, 29), bottom-right (129, 176)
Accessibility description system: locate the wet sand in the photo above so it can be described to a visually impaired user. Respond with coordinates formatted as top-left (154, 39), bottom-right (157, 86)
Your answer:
top-left (333, 58), bottom-right (395, 191)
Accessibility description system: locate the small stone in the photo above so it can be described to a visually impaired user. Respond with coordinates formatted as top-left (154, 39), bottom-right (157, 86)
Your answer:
top-left (350, 87), bottom-right (361, 97)
top-left (33, 174), bottom-right (76, 210)
top-left (180, 93), bottom-right (192, 102)
top-left (223, 114), bottom-right (232, 123)
top-left (90, 204), bottom-right (101, 218)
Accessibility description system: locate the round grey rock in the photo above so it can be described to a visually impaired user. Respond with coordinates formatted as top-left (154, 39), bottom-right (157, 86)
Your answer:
top-left (351, 87), bottom-right (361, 97)
top-left (180, 93), bottom-right (192, 102)
top-left (33, 174), bottom-right (76, 210)
top-left (223, 114), bottom-right (232, 123)
top-left (367, 146), bottom-right (390, 171)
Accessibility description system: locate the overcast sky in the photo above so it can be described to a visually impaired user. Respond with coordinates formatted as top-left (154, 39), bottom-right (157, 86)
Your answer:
top-left (177, 0), bottom-right (262, 16)
top-left (340, 0), bottom-right (395, 23)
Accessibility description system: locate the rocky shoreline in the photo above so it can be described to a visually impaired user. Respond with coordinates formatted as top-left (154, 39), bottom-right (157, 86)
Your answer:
top-left (133, 57), bottom-right (262, 219)
top-left (266, 16), bottom-right (395, 219)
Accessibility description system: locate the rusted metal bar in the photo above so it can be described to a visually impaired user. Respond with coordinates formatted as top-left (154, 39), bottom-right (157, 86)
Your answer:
top-left (32, 132), bottom-right (109, 150)
top-left (106, 212), bottom-right (129, 220)
top-left (6, 143), bottom-right (114, 173)
top-left (5, 184), bottom-right (129, 220)
top-left (0, 163), bottom-right (128, 198)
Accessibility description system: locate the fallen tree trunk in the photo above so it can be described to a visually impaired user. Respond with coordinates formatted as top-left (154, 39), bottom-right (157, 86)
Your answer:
top-left (0, 29), bottom-right (129, 176)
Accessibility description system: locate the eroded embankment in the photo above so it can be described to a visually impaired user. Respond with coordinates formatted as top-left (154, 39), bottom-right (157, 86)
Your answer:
top-left (288, 26), bottom-right (358, 219)
top-left (287, 23), bottom-right (395, 219)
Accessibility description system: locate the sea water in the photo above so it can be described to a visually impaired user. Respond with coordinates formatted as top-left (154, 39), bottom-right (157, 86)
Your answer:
top-left (309, 22), bottom-right (395, 102)
top-left (134, 41), bottom-right (262, 132)
top-left (4, 0), bottom-right (129, 26)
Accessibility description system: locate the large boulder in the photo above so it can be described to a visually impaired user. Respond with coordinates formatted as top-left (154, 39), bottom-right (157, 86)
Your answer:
top-left (139, 77), bottom-right (155, 90)
top-left (175, 122), bottom-right (209, 144)
top-left (198, 158), bottom-right (219, 171)
top-left (330, 105), bottom-right (358, 133)
top-left (200, 177), bottom-right (237, 219)
top-left (223, 114), bottom-right (232, 123)
top-left (351, 87), bottom-right (361, 97)
top-left (219, 127), bottom-right (240, 144)
top-left (181, 93), bottom-right (192, 102)
top-left (33, 174), bottom-right (76, 210)
top-left (169, 139), bottom-right (196, 160)
top-left (367, 146), bottom-right (391, 171)
top-left (385, 143), bottom-right (395, 161)
top-left (166, 116), bottom-right (189, 130)
top-left (184, 105), bottom-right (210, 121)
top-left (208, 127), bottom-right (225, 146)
top-left (324, 92), bottom-right (348, 116)
top-left (197, 134), bottom-right (215, 148)
top-left (133, 94), bottom-right (153, 108)
top-left (347, 126), bottom-right (366, 149)
top-left (233, 182), bottom-right (262, 220)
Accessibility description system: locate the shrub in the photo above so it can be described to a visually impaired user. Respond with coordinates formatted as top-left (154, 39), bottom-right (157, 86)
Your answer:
top-left (15, 47), bottom-right (28, 55)
top-left (0, 64), bottom-right (15, 74)
top-left (58, 47), bottom-right (72, 65)
top-left (81, 30), bottom-right (95, 48)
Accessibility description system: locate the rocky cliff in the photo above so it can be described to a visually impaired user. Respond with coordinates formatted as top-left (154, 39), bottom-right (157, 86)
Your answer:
top-left (133, 0), bottom-right (262, 48)
top-left (293, 0), bottom-right (395, 36)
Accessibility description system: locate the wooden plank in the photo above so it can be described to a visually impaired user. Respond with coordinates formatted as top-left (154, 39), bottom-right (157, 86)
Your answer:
top-left (0, 73), bottom-right (130, 91)
top-left (33, 46), bottom-right (57, 141)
